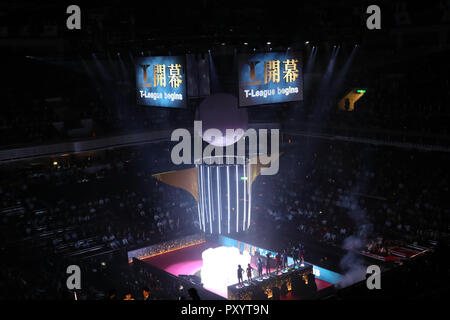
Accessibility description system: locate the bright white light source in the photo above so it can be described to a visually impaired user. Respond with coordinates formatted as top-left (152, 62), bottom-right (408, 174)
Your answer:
top-left (201, 246), bottom-right (251, 294)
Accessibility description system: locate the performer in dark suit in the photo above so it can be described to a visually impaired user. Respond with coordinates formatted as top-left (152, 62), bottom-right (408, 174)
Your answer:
top-left (291, 246), bottom-right (298, 266)
top-left (256, 258), bottom-right (263, 277)
top-left (281, 250), bottom-right (288, 270)
top-left (237, 265), bottom-right (244, 285)
top-left (265, 252), bottom-right (271, 275)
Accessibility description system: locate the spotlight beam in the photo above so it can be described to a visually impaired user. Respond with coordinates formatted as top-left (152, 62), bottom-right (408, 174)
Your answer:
top-left (330, 46), bottom-right (358, 98)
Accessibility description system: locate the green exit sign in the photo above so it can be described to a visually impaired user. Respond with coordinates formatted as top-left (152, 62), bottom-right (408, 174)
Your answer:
top-left (357, 89), bottom-right (366, 93)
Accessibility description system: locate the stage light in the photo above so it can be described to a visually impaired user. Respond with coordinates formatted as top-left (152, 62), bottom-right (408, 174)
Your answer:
top-left (201, 246), bottom-right (251, 295)
top-left (243, 161), bottom-right (247, 230)
top-left (244, 42), bottom-right (248, 45)
top-left (207, 167), bottom-right (213, 234)
top-left (236, 165), bottom-right (239, 233)
top-left (247, 163), bottom-right (252, 229)
top-left (266, 41), bottom-right (271, 45)
top-left (199, 166), bottom-right (206, 231)
top-left (227, 166), bottom-right (231, 234)
top-left (197, 157), bottom-right (251, 234)
top-left (216, 167), bottom-right (222, 234)
top-left (53, 161), bottom-right (58, 166)
top-left (305, 41), bottom-right (309, 45)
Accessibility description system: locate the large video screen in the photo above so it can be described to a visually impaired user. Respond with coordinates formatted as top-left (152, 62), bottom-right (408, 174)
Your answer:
top-left (238, 52), bottom-right (303, 107)
top-left (136, 56), bottom-right (187, 108)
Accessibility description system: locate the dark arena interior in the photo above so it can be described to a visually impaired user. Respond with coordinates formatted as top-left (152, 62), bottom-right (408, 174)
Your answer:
top-left (0, 0), bottom-right (449, 310)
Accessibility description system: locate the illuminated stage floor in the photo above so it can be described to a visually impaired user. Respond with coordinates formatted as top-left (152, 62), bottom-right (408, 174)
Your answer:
top-left (143, 242), bottom-right (333, 299)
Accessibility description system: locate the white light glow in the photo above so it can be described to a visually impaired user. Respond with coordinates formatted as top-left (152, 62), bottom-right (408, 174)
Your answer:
top-left (247, 163), bottom-right (252, 229)
top-left (216, 167), bottom-right (221, 234)
top-left (243, 161), bottom-right (247, 231)
top-left (227, 166), bottom-right (231, 234)
top-left (235, 165), bottom-right (239, 232)
top-left (197, 200), bottom-right (202, 231)
top-left (207, 167), bottom-right (213, 233)
top-left (201, 246), bottom-right (251, 295)
top-left (200, 166), bottom-right (207, 232)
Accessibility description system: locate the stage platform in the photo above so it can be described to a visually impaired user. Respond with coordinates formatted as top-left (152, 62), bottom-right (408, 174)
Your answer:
top-left (227, 263), bottom-right (313, 300)
top-left (138, 235), bottom-right (333, 299)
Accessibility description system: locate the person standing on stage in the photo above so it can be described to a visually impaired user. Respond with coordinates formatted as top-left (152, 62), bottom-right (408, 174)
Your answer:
top-left (298, 244), bottom-right (305, 265)
top-left (246, 264), bottom-right (253, 282)
top-left (237, 265), bottom-right (244, 285)
top-left (291, 246), bottom-right (298, 266)
top-left (257, 258), bottom-right (263, 277)
top-left (275, 252), bottom-right (282, 273)
top-left (265, 252), bottom-right (271, 275)
top-left (281, 250), bottom-right (288, 270)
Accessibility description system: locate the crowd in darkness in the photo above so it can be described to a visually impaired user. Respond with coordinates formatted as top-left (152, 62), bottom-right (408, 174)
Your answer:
top-left (251, 136), bottom-right (449, 265)
top-left (1, 133), bottom-right (448, 299)
top-left (0, 142), bottom-right (199, 299)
